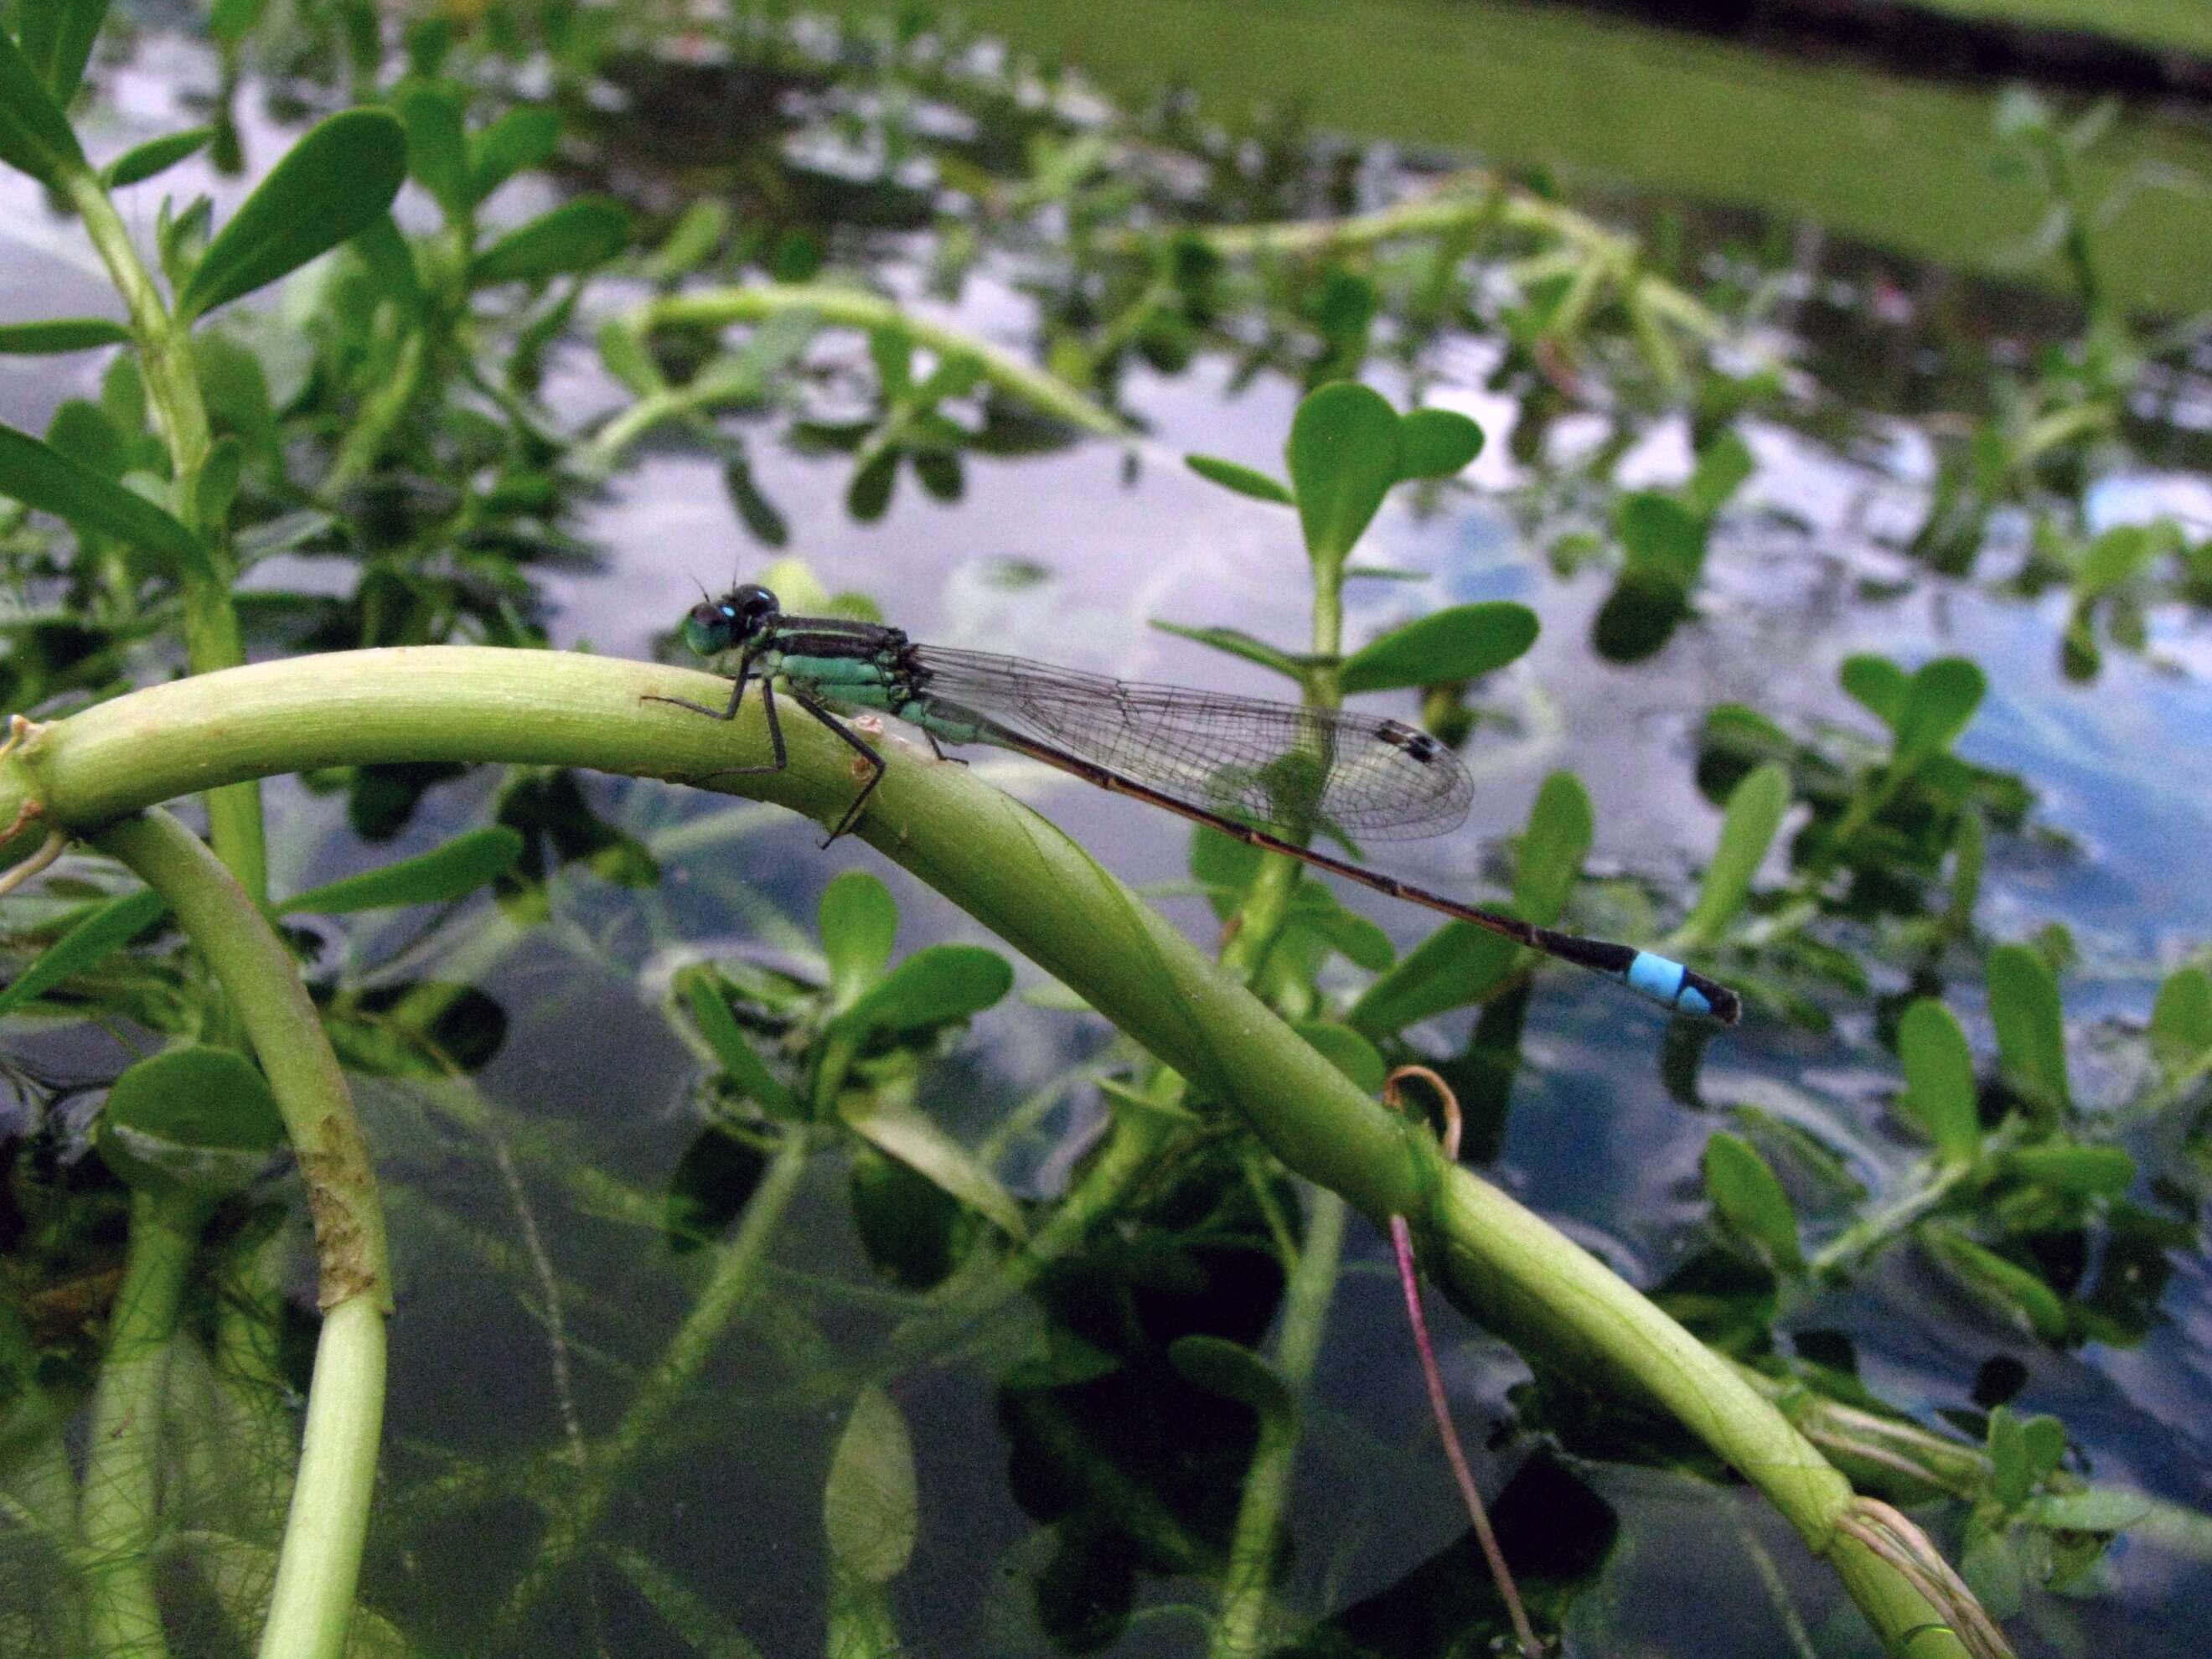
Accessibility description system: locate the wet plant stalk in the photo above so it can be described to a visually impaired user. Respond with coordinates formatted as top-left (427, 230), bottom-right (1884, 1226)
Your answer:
top-left (1209, 1187), bottom-right (1347, 1659)
top-left (93, 811), bottom-right (390, 1659)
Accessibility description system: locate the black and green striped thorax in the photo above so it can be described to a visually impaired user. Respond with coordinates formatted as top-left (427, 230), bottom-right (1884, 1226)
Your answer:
top-left (754, 620), bottom-right (979, 738)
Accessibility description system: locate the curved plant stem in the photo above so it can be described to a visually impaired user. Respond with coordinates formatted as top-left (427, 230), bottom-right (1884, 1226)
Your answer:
top-left (634, 284), bottom-right (1132, 440)
top-left (90, 811), bottom-right (390, 1659)
top-left (2, 649), bottom-right (1980, 1657)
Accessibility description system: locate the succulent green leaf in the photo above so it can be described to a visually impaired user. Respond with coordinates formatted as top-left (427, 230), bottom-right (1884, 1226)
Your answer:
top-left (676, 965), bottom-right (798, 1119)
top-left (467, 105), bottom-right (560, 204)
top-left (1168, 1335), bottom-right (1295, 1421)
top-left (1147, 619), bottom-right (1304, 682)
top-left (2002, 1143), bottom-right (2133, 1197)
top-left (1897, 999), bottom-right (1979, 1165)
top-left (1894, 658), bottom-right (1986, 771)
top-left (837, 944), bottom-right (1011, 1037)
top-left (592, 318), bottom-right (659, 395)
top-left (1677, 762), bottom-right (1788, 948)
top-left (277, 828), bottom-right (524, 915)
top-left (1393, 407), bottom-right (1483, 480)
top-left (2023, 1490), bottom-right (2153, 1533)
top-left (470, 196), bottom-right (633, 286)
top-left (2075, 524), bottom-right (2168, 598)
top-left (0, 888), bottom-right (167, 1016)
top-left (1294, 902), bottom-right (1394, 973)
top-left (1512, 771), bottom-right (1590, 928)
top-left (1347, 921), bottom-right (1517, 1038)
top-left (819, 870), bottom-right (899, 1010)
top-left (1987, 1407), bottom-right (2033, 1507)
top-left (0, 421), bottom-right (204, 573)
top-left (351, 212), bottom-right (424, 315)
top-left (2018, 1414), bottom-right (2067, 1482)
top-left (44, 397), bottom-right (124, 475)
top-left (96, 1046), bottom-right (284, 1202)
top-left (866, 327), bottom-right (912, 398)
top-left (1616, 491), bottom-right (1705, 583)
top-left (1987, 943), bottom-right (2070, 1114)
top-left (178, 109), bottom-right (408, 322)
top-left (19, 0), bottom-right (111, 106)
top-left (395, 82), bottom-right (471, 221)
top-left (1284, 382), bottom-right (1399, 568)
top-left (838, 1095), bottom-right (1025, 1240)
top-left (1961, 1521), bottom-right (2025, 1620)
top-left (0, 318), bottom-right (131, 354)
top-left (157, 193), bottom-right (212, 297)
top-left (650, 199), bottom-right (727, 279)
top-left (205, 0), bottom-right (268, 44)
top-left (823, 1386), bottom-right (917, 1584)
top-left (102, 125), bottom-right (215, 188)
top-left (1922, 1225), bottom-right (2067, 1341)
top-left (0, 24), bottom-right (90, 186)
top-left (1703, 1131), bottom-right (1802, 1272)
top-left (1685, 430), bottom-right (1755, 517)
top-left (190, 331), bottom-right (276, 460)
top-left (1838, 654), bottom-right (1909, 731)
top-left (913, 353), bottom-right (985, 406)
top-left (2149, 965), bottom-right (2212, 1078)
top-left (1339, 602), bottom-right (1538, 693)
top-left (1185, 452), bottom-right (1294, 505)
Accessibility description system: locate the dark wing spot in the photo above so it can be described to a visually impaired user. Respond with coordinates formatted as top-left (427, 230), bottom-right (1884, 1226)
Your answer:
top-left (1377, 720), bottom-right (1443, 762)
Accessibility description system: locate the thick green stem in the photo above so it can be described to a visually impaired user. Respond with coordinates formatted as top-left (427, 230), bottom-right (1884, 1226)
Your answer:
top-left (90, 811), bottom-right (390, 1659)
top-left (252, 1298), bottom-right (386, 1659)
top-left (1210, 1187), bottom-right (1347, 1659)
top-left (0, 651), bottom-right (1969, 1656)
top-left (78, 1189), bottom-right (203, 1659)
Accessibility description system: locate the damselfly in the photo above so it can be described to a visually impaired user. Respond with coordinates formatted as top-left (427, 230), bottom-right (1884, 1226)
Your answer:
top-left (649, 585), bottom-right (1740, 1024)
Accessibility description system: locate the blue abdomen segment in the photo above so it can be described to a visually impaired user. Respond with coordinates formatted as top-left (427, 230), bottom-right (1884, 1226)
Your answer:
top-left (1625, 951), bottom-right (1710, 1017)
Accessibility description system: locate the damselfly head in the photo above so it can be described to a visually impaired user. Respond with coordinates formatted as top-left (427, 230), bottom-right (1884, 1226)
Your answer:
top-left (682, 584), bottom-right (780, 656)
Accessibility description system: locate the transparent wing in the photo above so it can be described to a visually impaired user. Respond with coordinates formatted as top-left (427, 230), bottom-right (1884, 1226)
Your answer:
top-left (910, 647), bottom-right (1473, 843)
